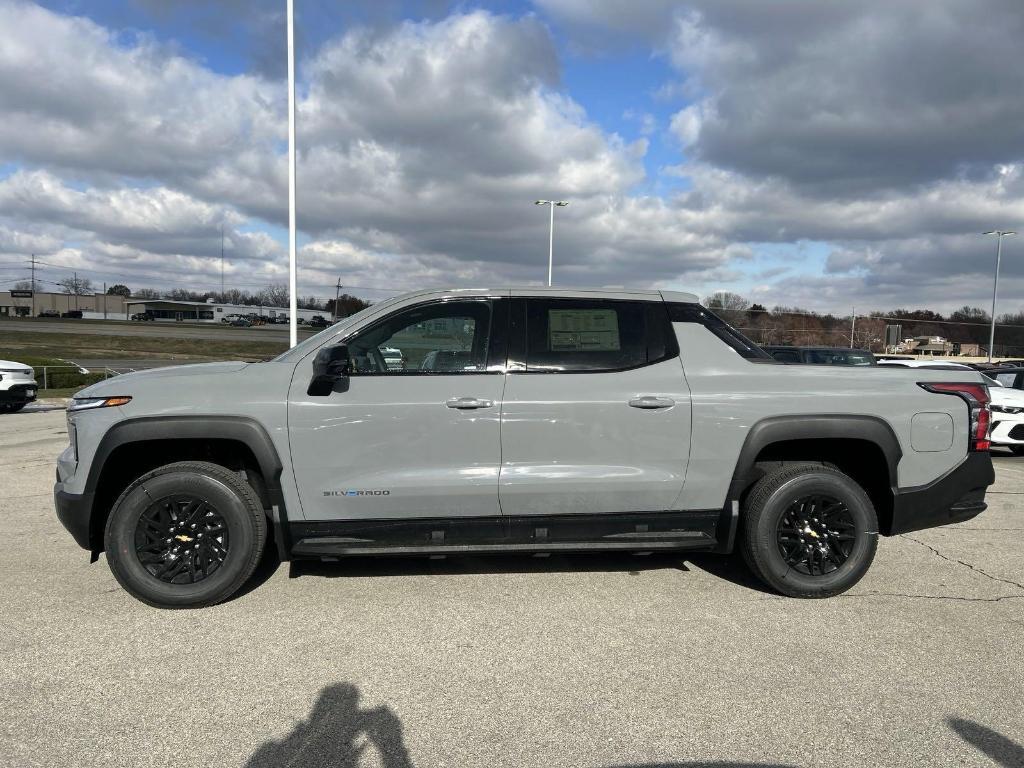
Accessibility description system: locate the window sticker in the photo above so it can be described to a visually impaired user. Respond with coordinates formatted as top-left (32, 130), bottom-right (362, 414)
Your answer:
top-left (548, 309), bottom-right (621, 352)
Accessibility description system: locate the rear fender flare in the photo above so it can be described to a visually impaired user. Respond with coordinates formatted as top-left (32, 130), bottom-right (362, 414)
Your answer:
top-left (725, 414), bottom-right (902, 509)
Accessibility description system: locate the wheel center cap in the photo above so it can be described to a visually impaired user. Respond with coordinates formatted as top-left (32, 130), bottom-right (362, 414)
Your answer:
top-left (174, 534), bottom-right (194, 543)
top-left (803, 526), bottom-right (820, 539)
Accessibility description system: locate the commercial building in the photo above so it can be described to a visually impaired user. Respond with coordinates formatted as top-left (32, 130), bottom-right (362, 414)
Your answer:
top-left (0, 291), bottom-right (323, 323)
top-left (123, 298), bottom-right (322, 323)
top-left (0, 290), bottom-right (129, 319)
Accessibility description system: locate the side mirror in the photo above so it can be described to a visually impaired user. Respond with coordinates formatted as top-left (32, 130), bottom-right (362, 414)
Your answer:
top-left (307, 345), bottom-right (351, 396)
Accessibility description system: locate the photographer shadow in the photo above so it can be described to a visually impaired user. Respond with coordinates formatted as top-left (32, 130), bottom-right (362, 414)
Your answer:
top-left (244, 683), bottom-right (413, 768)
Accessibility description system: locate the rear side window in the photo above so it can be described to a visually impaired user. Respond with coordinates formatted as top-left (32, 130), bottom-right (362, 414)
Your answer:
top-left (666, 303), bottom-right (771, 360)
top-left (524, 299), bottom-right (675, 372)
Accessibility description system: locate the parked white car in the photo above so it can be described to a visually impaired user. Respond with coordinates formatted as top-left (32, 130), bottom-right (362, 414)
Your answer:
top-left (988, 385), bottom-right (1024, 454)
top-left (877, 359), bottom-right (974, 370)
top-left (0, 359), bottom-right (38, 413)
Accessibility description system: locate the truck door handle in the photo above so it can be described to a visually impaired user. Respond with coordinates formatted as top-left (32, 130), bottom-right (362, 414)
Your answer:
top-left (628, 396), bottom-right (675, 409)
top-left (445, 397), bottom-right (494, 409)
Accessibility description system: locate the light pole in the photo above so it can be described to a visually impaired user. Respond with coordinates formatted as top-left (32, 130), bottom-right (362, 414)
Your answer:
top-left (534, 199), bottom-right (569, 286)
top-left (286, 0), bottom-right (298, 347)
top-left (983, 230), bottom-right (1016, 362)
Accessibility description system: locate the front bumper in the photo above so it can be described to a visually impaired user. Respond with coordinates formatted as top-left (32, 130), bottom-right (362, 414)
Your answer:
top-left (990, 416), bottom-right (1024, 446)
top-left (0, 384), bottom-right (38, 404)
top-left (54, 483), bottom-right (94, 550)
top-left (890, 452), bottom-right (994, 535)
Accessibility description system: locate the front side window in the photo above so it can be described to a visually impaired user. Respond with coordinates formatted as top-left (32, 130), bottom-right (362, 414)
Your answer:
top-left (346, 300), bottom-right (494, 374)
top-left (524, 299), bottom-right (670, 372)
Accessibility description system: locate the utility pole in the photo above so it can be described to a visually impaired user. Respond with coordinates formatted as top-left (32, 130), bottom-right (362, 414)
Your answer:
top-left (333, 278), bottom-right (342, 322)
top-left (850, 307), bottom-right (856, 349)
top-left (103, 282), bottom-right (107, 319)
top-left (220, 221), bottom-right (225, 299)
top-left (74, 271), bottom-right (79, 310)
top-left (29, 254), bottom-right (35, 317)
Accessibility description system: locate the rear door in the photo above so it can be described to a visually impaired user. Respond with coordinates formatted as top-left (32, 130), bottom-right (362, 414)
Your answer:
top-left (498, 297), bottom-right (692, 516)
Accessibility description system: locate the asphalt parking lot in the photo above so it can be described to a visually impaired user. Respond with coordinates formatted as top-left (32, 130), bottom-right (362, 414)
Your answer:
top-left (1, 406), bottom-right (1022, 768)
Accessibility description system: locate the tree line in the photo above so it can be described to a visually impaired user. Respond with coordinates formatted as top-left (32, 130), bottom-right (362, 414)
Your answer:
top-left (705, 292), bottom-right (1024, 356)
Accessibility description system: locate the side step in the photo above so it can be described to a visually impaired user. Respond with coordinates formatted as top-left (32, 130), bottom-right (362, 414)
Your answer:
top-left (287, 510), bottom-right (723, 559)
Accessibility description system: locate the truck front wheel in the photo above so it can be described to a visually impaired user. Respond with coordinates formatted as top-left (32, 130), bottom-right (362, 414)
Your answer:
top-left (740, 463), bottom-right (878, 598)
top-left (104, 461), bottom-right (267, 608)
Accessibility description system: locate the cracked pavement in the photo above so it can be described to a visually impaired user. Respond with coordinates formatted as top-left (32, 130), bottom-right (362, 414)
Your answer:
top-left (1, 407), bottom-right (1022, 767)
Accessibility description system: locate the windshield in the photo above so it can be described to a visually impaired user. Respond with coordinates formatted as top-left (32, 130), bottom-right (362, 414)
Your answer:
top-left (271, 300), bottom-right (392, 362)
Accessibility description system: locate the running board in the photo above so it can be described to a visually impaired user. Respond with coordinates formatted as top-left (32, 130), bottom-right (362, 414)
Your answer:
top-left (287, 510), bottom-right (724, 560)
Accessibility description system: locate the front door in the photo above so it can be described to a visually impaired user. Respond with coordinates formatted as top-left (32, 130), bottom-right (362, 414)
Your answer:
top-left (288, 297), bottom-right (508, 521)
top-left (499, 297), bottom-right (692, 516)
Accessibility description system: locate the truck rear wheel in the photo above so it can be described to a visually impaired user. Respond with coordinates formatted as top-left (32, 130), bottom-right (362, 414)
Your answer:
top-left (740, 463), bottom-right (878, 598)
top-left (104, 461), bottom-right (267, 608)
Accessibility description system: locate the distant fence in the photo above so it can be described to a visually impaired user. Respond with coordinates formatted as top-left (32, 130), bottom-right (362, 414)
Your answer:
top-left (33, 364), bottom-right (175, 390)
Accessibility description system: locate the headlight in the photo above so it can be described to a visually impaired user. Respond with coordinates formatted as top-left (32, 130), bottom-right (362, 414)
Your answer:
top-left (68, 396), bottom-right (132, 412)
top-left (991, 404), bottom-right (1023, 414)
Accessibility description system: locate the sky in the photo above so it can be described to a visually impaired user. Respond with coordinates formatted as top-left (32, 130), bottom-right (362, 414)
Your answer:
top-left (2, 0), bottom-right (1024, 312)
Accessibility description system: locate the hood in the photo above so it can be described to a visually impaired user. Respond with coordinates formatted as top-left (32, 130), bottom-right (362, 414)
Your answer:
top-left (0, 359), bottom-right (33, 372)
top-left (989, 385), bottom-right (1024, 407)
top-left (75, 361), bottom-right (250, 397)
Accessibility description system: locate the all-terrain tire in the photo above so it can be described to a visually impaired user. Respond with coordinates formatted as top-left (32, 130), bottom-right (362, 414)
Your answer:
top-left (740, 462), bottom-right (878, 598)
top-left (104, 461), bottom-right (267, 608)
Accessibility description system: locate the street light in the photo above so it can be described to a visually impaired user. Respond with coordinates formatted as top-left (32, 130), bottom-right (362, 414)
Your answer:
top-left (286, 0), bottom-right (298, 347)
top-left (534, 199), bottom-right (569, 287)
top-left (983, 230), bottom-right (1016, 362)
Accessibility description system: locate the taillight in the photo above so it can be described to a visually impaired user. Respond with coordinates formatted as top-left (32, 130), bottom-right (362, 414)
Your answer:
top-left (919, 382), bottom-right (991, 452)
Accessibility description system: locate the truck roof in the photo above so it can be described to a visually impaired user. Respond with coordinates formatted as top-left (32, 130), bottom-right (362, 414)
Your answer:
top-left (385, 287), bottom-right (701, 303)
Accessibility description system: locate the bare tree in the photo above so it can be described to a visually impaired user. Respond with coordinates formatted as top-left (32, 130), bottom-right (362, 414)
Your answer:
top-left (134, 288), bottom-right (161, 299)
top-left (258, 283), bottom-right (289, 308)
top-left (58, 275), bottom-right (93, 295)
top-left (12, 280), bottom-right (33, 290)
top-left (704, 291), bottom-right (751, 328)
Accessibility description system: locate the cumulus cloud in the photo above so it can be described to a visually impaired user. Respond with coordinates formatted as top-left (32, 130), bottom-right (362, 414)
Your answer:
top-left (1, 0), bottom-right (1024, 312)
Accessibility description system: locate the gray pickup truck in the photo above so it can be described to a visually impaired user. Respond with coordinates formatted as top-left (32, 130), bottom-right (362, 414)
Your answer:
top-left (53, 288), bottom-right (994, 608)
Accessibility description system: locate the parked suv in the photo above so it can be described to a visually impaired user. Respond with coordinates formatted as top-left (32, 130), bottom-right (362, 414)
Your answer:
top-left (762, 346), bottom-right (876, 366)
top-left (0, 359), bottom-right (38, 412)
top-left (53, 288), bottom-right (994, 608)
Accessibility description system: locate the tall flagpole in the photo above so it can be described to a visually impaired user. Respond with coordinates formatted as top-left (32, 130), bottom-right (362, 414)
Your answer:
top-left (287, 0), bottom-right (298, 347)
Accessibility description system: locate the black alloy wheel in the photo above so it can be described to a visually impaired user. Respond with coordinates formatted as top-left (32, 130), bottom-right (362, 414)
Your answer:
top-left (105, 461), bottom-right (267, 608)
top-left (134, 494), bottom-right (230, 584)
top-left (740, 462), bottom-right (878, 598)
top-left (776, 494), bottom-right (856, 576)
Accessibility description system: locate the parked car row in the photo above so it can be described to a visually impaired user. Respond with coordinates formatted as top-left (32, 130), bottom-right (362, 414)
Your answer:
top-left (36, 309), bottom-right (82, 319)
top-left (218, 313), bottom-right (334, 327)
